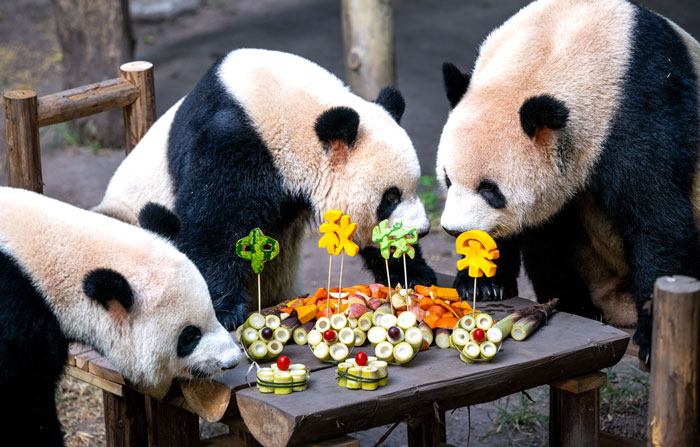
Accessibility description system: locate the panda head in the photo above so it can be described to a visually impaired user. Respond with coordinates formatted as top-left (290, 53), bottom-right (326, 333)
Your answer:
top-left (313, 87), bottom-right (430, 245)
top-left (81, 206), bottom-right (241, 397)
top-left (437, 64), bottom-right (572, 237)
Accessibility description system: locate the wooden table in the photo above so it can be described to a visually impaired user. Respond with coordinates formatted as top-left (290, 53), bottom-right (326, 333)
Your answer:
top-left (67, 298), bottom-right (629, 447)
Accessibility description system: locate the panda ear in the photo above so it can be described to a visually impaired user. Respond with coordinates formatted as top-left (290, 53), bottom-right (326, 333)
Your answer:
top-left (519, 95), bottom-right (569, 138)
top-left (314, 106), bottom-right (360, 148)
top-left (375, 87), bottom-right (405, 123)
top-left (138, 202), bottom-right (181, 243)
top-left (442, 62), bottom-right (471, 109)
top-left (83, 268), bottom-right (134, 313)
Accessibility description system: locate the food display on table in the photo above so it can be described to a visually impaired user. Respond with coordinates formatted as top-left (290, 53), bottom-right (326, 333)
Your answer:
top-left (449, 312), bottom-right (502, 363)
top-left (336, 352), bottom-right (388, 390)
top-left (256, 356), bottom-right (309, 394)
top-left (236, 312), bottom-right (291, 360)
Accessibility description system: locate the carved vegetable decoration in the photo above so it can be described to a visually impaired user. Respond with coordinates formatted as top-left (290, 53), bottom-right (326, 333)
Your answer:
top-left (236, 228), bottom-right (279, 313)
top-left (455, 230), bottom-right (499, 313)
top-left (372, 219), bottom-right (419, 307)
top-left (319, 209), bottom-right (360, 317)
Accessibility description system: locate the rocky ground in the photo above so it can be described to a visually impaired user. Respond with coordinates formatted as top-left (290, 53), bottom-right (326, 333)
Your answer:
top-left (2, 0), bottom-right (691, 444)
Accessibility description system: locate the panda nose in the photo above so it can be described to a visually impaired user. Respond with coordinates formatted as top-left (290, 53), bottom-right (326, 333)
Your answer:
top-left (442, 226), bottom-right (461, 238)
top-left (417, 229), bottom-right (429, 239)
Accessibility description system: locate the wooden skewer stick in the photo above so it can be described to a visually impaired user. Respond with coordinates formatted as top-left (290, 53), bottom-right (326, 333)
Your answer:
top-left (337, 253), bottom-right (345, 315)
top-left (403, 253), bottom-right (410, 307)
top-left (327, 254), bottom-right (333, 319)
top-left (257, 273), bottom-right (262, 314)
top-left (385, 258), bottom-right (393, 313)
top-left (473, 276), bottom-right (478, 315)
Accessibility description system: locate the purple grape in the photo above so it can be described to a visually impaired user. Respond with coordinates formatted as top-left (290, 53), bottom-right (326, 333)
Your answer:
top-left (388, 326), bottom-right (400, 340)
top-left (261, 327), bottom-right (273, 340)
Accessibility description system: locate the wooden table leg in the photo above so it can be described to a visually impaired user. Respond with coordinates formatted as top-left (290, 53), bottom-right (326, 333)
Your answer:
top-left (103, 388), bottom-right (147, 447)
top-left (227, 416), bottom-right (263, 446)
top-left (145, 396), bottom-right (200, 447)
top-left (549, 371), bottom-right (607, 447)
top-left (407, 409), bottom-right (447, 447)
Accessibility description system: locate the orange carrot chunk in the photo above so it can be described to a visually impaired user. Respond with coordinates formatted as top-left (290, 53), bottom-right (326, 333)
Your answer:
top-left (435, 316), bottom-right (459, 330)
top-left (296, 304), bottom-right (318, 324)
top-left (424, 313), bottom-right (440, 329)
top-left (414, 284), bottom-right (434, 296)
top-left (433, 287), bottom-right (460, 302)
top-left (418, 297), bottom-right (434, 310)
top-left (426, 305), bottom-right (447, 318)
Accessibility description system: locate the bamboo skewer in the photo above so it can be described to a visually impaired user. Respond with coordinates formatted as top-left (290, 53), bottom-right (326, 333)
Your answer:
top-left (327, 254), bottom-right (333, 319)
top-left (258, 273), bottom-right (262, 314)
top-left (337, 254), bottom-right (345, 315)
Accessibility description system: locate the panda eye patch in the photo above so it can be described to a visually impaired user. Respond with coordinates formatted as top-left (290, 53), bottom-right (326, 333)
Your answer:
top-left (377, 186), bottom-right (402, 221)
top-left (177, 325), bottom-right (202, 357)
top-left (477, 179), bottom-right (506, 209)
top-left (444, 169), bottom-right (452, 189)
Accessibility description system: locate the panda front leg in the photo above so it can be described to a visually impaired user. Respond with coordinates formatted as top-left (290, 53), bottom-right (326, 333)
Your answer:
top-left (453, 236), bottom-right (520, 301)
top-left (360, 243), bottom-right (436, 288)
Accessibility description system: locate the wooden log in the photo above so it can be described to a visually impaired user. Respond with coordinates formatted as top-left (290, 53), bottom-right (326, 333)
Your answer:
top-left (227, 417), bottom-right (263, 447)
top-left (103, 387), bottom-right (148, 447)
top-left (341, 0), bottom-right (396, 100)
top-left (120, 61), bottom-right (156, 154)
top-left (37, 78), bottom-right (139, 127)
top-left (549, 372), bottom-right (605, 447)
top-left (600, 431), bottom-right (645, 447)
top-left (145, 395), bottom-right (200, 447)
top-left (181, 380), bottom-right (232, 423)
top-left (648, 276), bottom-right (700, 447)
top-left (4, 90), bottom-right (42, 193)
top-left (406, 410), bottom-right (446, 447)
top-left (66, 365), bottom-right (124, 397)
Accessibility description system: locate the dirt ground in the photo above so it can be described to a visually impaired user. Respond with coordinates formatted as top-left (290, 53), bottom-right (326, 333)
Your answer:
top-left (4, 0), bottom-right (697, 445)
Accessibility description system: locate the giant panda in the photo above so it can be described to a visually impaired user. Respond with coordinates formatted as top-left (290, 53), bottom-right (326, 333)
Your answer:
top-left (95, 49), bottom-right (436, 329)
top-left (0, 187), bottom-right (241, 446)
top-left (436, 0), bottom-right (700, 365)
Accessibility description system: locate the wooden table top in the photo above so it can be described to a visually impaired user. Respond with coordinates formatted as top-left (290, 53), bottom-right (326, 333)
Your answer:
top-left (234, 298), bottom-right (630, 447)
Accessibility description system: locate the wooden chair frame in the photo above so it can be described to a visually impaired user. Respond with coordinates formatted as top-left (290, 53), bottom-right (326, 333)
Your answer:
top-left (3, 61), bottom-right (155, 193)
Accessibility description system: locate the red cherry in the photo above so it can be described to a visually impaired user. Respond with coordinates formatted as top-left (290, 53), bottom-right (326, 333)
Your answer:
top-left (472, 328), bottom-right (485, 343)
top-left (277, 355), bottom-right (290, 371)
top-left (323, 329), bottom-right (337, 343)
top-left (355, 352), bottom-right (368, 366)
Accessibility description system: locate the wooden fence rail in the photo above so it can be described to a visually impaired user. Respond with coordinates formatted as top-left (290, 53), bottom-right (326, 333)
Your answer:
top-left (3, 61), bottom-right (154, 193)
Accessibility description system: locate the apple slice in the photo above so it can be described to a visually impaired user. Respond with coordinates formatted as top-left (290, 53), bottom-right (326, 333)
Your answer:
top-left (329, 291), bottom-right (350, 299)
top-left (391, 292), bottom-right (407, 311)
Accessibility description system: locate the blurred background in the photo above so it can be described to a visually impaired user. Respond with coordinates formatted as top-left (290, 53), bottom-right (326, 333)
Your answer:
top-left (1, 0), bottom-right (698, 445)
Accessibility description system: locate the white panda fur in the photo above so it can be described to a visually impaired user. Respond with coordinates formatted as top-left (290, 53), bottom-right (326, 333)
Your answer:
top-left (436, 0), bottom-right (700, 364)
top-left (95, 49), bottom-right (436, 329)
top-left (0, 188), bottom-right (240, 411)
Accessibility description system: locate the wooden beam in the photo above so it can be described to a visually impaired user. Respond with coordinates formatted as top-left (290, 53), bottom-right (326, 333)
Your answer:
top-left (145, 396), bottom-right (200, 447)
top-left (103, 387), bottom-right (148, 447)
top-left (37, 78), bottom-right (139, 127)
top-left (407, 410), bottom-right (447, 447)
top-left (550, 371), bottom-right (606, 394)
top-left (648, 276), bottom-right (700, 446)
top-left (66, 365), bottom-right (124, 397)
top-left (549, 385), bottom-right (599, 447)
top-left (120, 61), bottom-right (155, 154)
top-left (4, 90), bottom-right (42, 193)
top-left (600, 431), bottom-right (645, 447)
top-left (341, 0), bottom-right (396, 100)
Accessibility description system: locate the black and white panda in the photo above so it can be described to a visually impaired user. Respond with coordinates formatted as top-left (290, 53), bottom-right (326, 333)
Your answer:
top-left (0, 187), bottom-right (241, 446)
top-left (436, 0), bottom-right (700, 365)
top-left (96, 49), bottom-right (436, 329)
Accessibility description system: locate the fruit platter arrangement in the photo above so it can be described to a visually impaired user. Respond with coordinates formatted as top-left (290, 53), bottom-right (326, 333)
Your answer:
top-left (238, 212), bottom-right (560, 394)
top-left (256, 355), bottom-right (309, 394)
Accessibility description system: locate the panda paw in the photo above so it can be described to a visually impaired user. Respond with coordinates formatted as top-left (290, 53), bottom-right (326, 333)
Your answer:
top-left (633, 323), bottom-right (652, 367)
top-left (453, 269), bottom-right (518, 302)
top-left (407, 261), bottom-right (437, 290)
top-left (215, 302), bottom-right (249, 331)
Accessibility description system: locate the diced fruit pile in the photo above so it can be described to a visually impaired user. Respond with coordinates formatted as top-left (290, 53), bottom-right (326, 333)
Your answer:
top-left (336, 352), bottom-right (388, 390)
top-left (256, 356), bottom-right (309, 394)
top-left (236, 313), bottom-right (291, 360)
top-left (307, 314), bottom-right (355, 362)
top-left (449, 312), bottom-right (502, 363)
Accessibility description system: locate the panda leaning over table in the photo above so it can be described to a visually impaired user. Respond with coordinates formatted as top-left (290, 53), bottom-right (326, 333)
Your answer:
top-left (0, 187), bottom-right (241, 447)
top-left (95, 48), bottom-right (437, 330)
top-left (435, 0), bottom-right (700, 366)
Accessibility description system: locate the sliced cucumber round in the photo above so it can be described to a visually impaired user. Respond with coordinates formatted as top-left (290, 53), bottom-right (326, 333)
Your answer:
top-left (476, 313), bottom-right (494, 330)
top-left (247, 313), bottom-right (266, 330)
top-left (273, 326), bottom-right (291, 344)
top-left (265, 314), bottom-right (281, 330)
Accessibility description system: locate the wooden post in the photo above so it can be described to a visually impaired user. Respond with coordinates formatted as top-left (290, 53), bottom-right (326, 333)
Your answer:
top-left (549, 371), bottom-right (606, 447)
top-left (341, 0), bottom-right (396, 100)
top-left (648, 276), bottom-right (700, 447)
top-left (145, 395), bottom-right (200, 447)
top-left (406, 410), bottom-right (447, 447)
top-left (120, 61), bottom-right (156, 155)
top-left (103, 388), bottom-right (148, 447)
top-left (4, 90), bottom-right (42, 193)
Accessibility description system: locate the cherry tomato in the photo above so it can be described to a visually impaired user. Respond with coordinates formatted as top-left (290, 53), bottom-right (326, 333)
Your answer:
top-left (323, 329), bottom-right (337, 343)
top-left (472, 328), bottom-right (485, 343)
top-left (277, 355), bottom-right (290, 371)
top-left (355, 351), bottom-right (368, 366)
